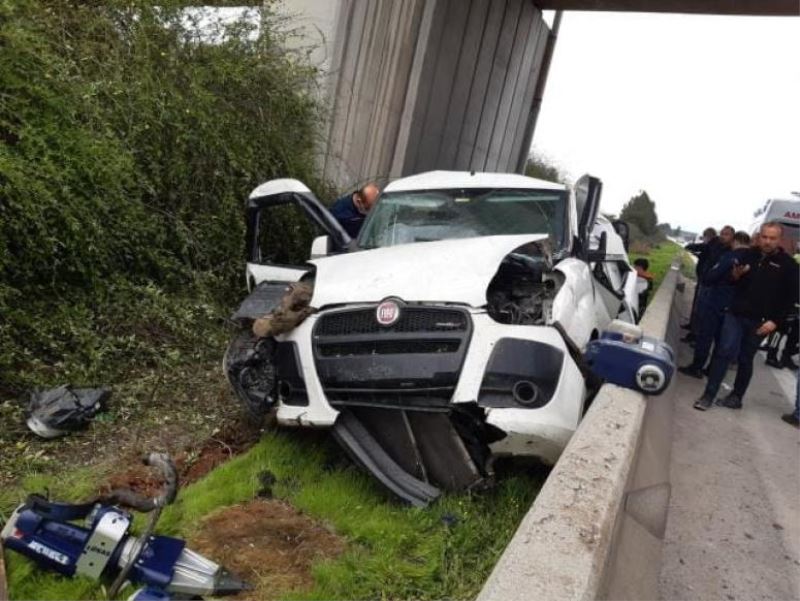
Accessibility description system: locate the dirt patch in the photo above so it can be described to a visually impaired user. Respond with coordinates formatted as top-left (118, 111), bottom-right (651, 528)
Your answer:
top-left (179, 423), bottom-right (259, 484)
top-left (99, 423), bottom-right (261, 498)
top-left (190, 499), bottom-right (346, 599)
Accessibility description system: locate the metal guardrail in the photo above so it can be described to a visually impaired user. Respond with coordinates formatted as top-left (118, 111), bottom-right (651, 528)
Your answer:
top-left (479, 258), bottom-right (682, 601)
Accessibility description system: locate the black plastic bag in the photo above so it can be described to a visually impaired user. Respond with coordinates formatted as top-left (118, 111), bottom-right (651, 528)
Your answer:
top-left (26, 385), bottom-right (110, 438)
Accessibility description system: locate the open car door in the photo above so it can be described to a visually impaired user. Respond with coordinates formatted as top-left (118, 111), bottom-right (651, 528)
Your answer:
top-left (244, 179), bottom-right (351, 290)
top-left (574, 174), bottom-right (602, 259)
top-left (589, 217), bottom-right (639, 324)
top-left (575, 176), bottom-right (637, 325)
top-left (227, 179), bottom-right (352, 418)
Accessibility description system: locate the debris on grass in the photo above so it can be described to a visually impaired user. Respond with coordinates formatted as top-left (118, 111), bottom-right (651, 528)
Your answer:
top-left (26, 386), bottom-right (109, 439)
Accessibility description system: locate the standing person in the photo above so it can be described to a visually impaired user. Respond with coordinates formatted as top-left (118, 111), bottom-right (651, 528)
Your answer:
top-left (330, 182), bottom-right (380, 238)
top-left (679, 231), bottom-right (750, 379)
top-left (780, 374), bottom-right (799, 428)
top-left (682, 226), bottom-right (734, 341)
top-left (693, 222), bottom-right (799, 411)
top-left (765, 245), bottom-right (799, 370)
top-left (633, 258), bottom-right (654, 319)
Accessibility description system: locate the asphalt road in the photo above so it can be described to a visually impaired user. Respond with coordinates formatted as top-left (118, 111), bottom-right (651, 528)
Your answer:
top-left (659, 295), bottom-right (800, 600)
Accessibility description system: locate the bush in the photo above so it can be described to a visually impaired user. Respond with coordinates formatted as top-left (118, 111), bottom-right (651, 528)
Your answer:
top-left (0, 1), bottom-right (324, 392)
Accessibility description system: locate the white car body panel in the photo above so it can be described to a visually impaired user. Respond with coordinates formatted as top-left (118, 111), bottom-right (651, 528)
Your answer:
top-left (309, 234), bottom-right (549, 309)
top-left (233, 170), bottom-right (638, 486)
top-left (383, 170), bottom-right (565, 193)
top-left (249, 178), bottom-right (311, 198)
top-left (275, 309), bottom-right (586, 465)
top-left (274, 313), bottom-right (340, 427)
top-left (247, 263), bottom-right (305, 288)
top-left (550, 258), bottom-right (598, 348)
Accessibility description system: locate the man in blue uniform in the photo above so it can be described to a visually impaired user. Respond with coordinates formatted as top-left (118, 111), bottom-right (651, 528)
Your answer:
top-left (330, 182), bottom-right (380, 238)
top-left (682, 226), bottom-right (734, 341)
top-left (679, 231), bottom-right (750, 381)
top-left (693, 222), bottom-right (799, 411)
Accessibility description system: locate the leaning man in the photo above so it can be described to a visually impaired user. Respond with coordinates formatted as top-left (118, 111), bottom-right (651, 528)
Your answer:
top-left (330, 182), bottom-right (380, 238)
top-left (694, 222), bottom-right (799, 410)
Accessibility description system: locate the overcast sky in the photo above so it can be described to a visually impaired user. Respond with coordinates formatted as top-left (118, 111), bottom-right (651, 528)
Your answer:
top-left (533, 12), bottom-right (800, 234)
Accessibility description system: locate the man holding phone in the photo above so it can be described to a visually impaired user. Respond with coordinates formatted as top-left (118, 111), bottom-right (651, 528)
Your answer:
top-left (694, 222), bottom-right (799, 411)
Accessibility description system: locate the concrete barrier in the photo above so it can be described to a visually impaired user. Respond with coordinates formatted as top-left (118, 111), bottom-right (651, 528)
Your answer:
top-left (479, 259), bottom-right (683, 601)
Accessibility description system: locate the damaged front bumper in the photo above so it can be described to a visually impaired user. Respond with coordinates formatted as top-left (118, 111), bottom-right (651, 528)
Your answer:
top-left (226, 304), bottom-right (586, 506)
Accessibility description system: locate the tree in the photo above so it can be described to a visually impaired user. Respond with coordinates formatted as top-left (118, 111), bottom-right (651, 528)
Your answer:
top-left (620, 191), bottom-right (659, 236)
top-left (524, 153), bottom-right (569, 185)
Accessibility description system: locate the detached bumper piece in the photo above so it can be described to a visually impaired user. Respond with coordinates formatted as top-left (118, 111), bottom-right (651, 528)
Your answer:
top-left (333, 406), bottom-right (499, 507)
top-left (584, 322), bottom-right (675, 395)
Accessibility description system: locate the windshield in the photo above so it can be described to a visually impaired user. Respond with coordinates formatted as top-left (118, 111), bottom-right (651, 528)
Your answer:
top-left (358, 188), bottom-right (568, 249)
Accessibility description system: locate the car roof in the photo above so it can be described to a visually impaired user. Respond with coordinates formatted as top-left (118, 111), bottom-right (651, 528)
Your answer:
top-left (383, 170), bottom-right (566, 193)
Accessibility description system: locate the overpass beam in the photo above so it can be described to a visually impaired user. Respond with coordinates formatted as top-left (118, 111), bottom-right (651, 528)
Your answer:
top-left (322, 0), bottom-right (554, 189)
top-left (534, 0), bottom-right (799, 16)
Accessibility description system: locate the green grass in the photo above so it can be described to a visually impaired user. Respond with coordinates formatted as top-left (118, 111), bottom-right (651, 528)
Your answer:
top-left (2, 466), bottom-right (110, 601)
top-left (630, 240), bottom-right (684, 292)
top-left (5, 431), bottom-right (543, 600)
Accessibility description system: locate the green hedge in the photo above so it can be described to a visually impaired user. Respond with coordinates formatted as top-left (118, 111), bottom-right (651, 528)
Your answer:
top-left (0, 1), bottom-right (323, 392)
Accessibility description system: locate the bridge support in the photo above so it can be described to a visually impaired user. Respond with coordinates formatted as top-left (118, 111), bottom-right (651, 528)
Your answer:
top-left (321, 0), bottom-right (556, 189)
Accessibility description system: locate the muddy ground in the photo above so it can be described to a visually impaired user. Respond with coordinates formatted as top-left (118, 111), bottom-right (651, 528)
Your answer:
top-left (192, 499), bottom-right (346, 599)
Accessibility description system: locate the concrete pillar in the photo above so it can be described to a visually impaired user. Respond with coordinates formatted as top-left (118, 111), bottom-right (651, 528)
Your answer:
top-left (320, 0), bottom-right (552, 190)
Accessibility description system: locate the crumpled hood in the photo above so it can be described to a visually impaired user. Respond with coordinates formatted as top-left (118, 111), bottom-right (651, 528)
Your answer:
top-left (310, 234), bottom-right (548, 308)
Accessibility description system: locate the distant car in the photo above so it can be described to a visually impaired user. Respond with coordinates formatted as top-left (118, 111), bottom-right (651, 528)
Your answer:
top-left (225, 171), bottom-right (639, 506)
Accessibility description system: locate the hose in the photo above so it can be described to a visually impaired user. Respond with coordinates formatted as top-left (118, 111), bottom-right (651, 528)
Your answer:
top-left (107, 453), bottom-right (177, 599)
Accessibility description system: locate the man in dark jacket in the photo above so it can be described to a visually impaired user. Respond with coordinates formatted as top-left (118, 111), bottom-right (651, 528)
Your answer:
top-left (682, 226), bottom-right (734, 340)
top-left (330, 182), bottom-right (380, 238)
top-left (694, 222), bottom-right (799, 410)
top-left (679, 231), bottom-right (751, 379)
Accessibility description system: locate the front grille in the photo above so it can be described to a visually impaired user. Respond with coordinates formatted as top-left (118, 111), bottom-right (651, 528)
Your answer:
top-left (317, 339), bottom-right (460, 357)
top-left (325, 387), bottom-right (453, 410)
top-left (315, 307), bottom-right (468, 336)
top-left (312, 304), bottom-right (472, 409)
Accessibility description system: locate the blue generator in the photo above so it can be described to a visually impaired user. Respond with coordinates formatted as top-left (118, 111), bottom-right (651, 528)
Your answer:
top-left (584, 323), bottom-right (675, 395)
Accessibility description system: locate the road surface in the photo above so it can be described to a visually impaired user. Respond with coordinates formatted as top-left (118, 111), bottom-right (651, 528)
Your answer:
top-left (659, 289), bottom-right (800, 600)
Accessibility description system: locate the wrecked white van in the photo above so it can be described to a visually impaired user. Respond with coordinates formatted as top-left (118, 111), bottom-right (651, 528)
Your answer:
top-left (225, 171), bottom-right (639, 505)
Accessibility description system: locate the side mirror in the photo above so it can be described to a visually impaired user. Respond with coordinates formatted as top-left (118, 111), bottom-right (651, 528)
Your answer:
top-left (612, 220), bottom-right (630, 252)
top-left (587, 231), bottom-right (607, 263)
top-left (310, 235), bottom-right (329, 259)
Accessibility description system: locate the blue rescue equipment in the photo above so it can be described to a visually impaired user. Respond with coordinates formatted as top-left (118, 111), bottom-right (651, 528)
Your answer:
top-left (0, 453), bottom-right (249, 600)
top-left (584, 320), bottom-right (675, 395)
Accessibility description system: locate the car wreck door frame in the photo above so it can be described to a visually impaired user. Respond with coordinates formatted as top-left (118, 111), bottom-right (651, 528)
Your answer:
top-left (245, 180), bottom-right (352, 289)
top-left (574, 174), bottom-right (603, 260)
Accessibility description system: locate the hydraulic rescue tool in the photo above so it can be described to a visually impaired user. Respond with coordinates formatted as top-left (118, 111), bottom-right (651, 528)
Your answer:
top-left (0, 453), bottom-right (249, 600)
top-left (585, 320), bottom-right (675, 395)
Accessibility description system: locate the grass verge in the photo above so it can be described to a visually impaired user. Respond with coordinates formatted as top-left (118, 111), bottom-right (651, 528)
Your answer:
top-left (5, 430), bottom-right (544, 601)
top-left (630, 240), bottom-right (684, 292)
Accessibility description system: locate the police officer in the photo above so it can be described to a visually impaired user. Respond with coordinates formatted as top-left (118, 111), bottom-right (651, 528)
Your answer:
top-left (682, 226), bottom-right (734, 341)
top-left (694, 222), bottom-right (799, 411)
top-left (679, 230), bottom-right (751, 380)
top-left (330, 182), bottom-right (380, 238)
